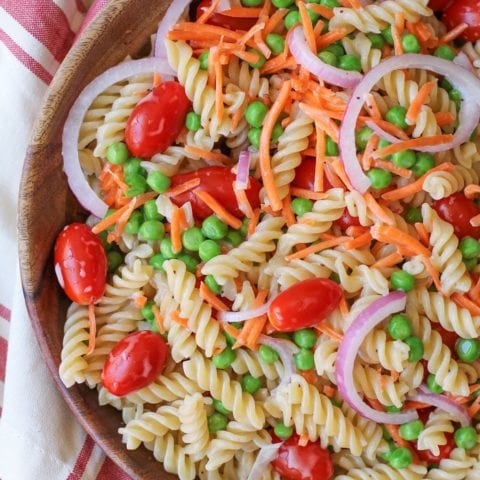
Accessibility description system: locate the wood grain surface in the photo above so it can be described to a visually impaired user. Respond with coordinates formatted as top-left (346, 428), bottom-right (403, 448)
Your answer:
top-left (17, 1), bottom-right (178, 478)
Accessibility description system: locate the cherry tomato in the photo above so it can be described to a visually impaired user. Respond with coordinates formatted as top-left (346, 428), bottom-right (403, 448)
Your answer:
top-left (271, 435), bottom-right (334, 480)
top-left (292, 158), bottom-right (333, 191)
top-left (417, 406), bottom-right (435, 425)
top-left (431, 322), bottom-right (459, 352)
top-left (125, 81), bottom-right (191, 158)
top-left (196, 0), bottom-right (257, 30)
top-left (169, 166), bottom-right (261, 220)
top-left (101, 331), bottom-right (169, 396)
top-left (443, 0), bottom-right (480, 42)
top-left (335, 208), bottom-right (361, 230)
top-left (416, 433), bottom-right (455, 463)
top-left (428, 0), bottom-right (452, 11)
top-left (433, 193), bottom-right (480, 240)
top-left (268, 278), bottom-right (343, 332)
top-left (54, 223), bottom-right (107, 304)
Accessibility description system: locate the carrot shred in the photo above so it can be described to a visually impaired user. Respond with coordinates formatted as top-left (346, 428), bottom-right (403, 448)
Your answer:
top-left (364, 93), bottom-right (382, 121)
top-left (298, 1), bottom-right (316, 53)
top-left (329, 157), bottom-right (354, 191)
top-left (299, 103), bottom-right (339, 142)
top-left (194, 189), bottom-right (242, 229)
top-left (247, 208), bottom-right (261, 237)
top-left (234, 290), bottom-right (268, 349)
top-left (372, 159), bottom-right (412, 178)
top-left (440, 23), bottom-right (468, 44)
top-left (339, 294), bottom-right (349, 318)
top-left (289, 187), bottom-right (328, 200)
top-left (153, 73), bottom-right (162, 87)
top-left (346, 226), bottom-right (369, 237)
top-left (392, 24), bottom-right (404, 56)
top-left (282, 193), bottom-right (296, 227)
top-left (407, 21), bottom-right (432, 43)
top-left (403, 401), bottom-right (431, 410)
top-left (221, 6), bottom-right (263, 17)
top-left (323, 385), bottom-right (337, 397)
top-left (414, 222), bottom-right (430, 247)
top-left (264, 8), bottom-right (287, 36)
top-left (151, 305), bottom-right (165, 334)
top-left (470, 384), bottom-right (480, 394)
top-left (371, 224), bottom-right (431, 258)
top-left (200, 282), bottom-right (229, 312)
top-left (171, 310), bottom-right (189, 328)
top-left (164, 178), bottom-right (201, 197)
top-left (468, 275), bottom-right (480, 302)
top-left (373, 134), bottom-right (453, 159)
top-left (222, 322), bottom-right (240, 339)
top-left (314, 123), bottom-right (325, 192)
top-left (234, 188), bottom-right (255, 219)
top-left (285, 236), bottom-right (351, 261)
top-left (197, 0), bottom-right (221, 23)
top-left (364, 193), bottom-right (395, 226)
top-left (215, 59), bottom-right (224, 121)
top-left (306, 3), bottom-right (334, 19)
top-left (86, 301), bottom-right (96, 356)
top-left (452, 293), bottom-right (480, 316)
top-left (381, 163), bottom-right (454, 202)
top-left (372, 251), bottom-right (403, 269)
top-left (406, 81), bottom-right (436, 124)
top-left (359, 117), bottom-right (410, 141)
top-left (343, 231), bottom-right (372, 250)
top-left (260, 80), bottom-right (291, 212)
top-left (171, 207), bottom-right (186, 254)
top-left (315, 323), bottom-right (343, 342)
top-left (133, 294), bottom-right (148, 308)
top-left (300, 369), bottom-right (318, 385)
top-left (434, 111), bottom-right (455, 127)
top-left (316, 29), bottom-right (349, 50)
top-left (468, 395), bottom-right (480, 417)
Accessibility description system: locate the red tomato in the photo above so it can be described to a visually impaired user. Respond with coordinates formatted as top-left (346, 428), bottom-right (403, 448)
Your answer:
top-left (428, 0), bottom-right (452, 11)
top-left (433, 193), bottom-right (480, 240)
top-left (169, 166), bottom-right (261, 220)
top-left (417, 406), bottom-right (435, 424)
top-left (268, 278), bottom-right (343, 332)
top-left (292, 158), bottom-right (333, 191)
top-left (54, 223), bottom-right (107, 304)
top-left (196, 0), bottom-right (257, 30)
top-left (101, 331), bottom-right (169, 396)
top-left (443, 0), bottom-right (480, 41)
top-left (271, 435), bottom-right (334, 480)
top-left (125, 81), bottom-right (191, 158)
top-left (431, 323), bottom-right (458, 351)
top-left (416, 433), bottom-right (455, 463)
top-left (335, 208), bottom-right (361, 230)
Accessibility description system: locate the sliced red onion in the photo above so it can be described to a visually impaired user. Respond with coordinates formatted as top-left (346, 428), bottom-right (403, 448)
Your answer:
top-left (288, 26), bottom-right (363, 89)
top-left (218, 299), bottom-right (273, 323)
top-left (339, 54), bottom-right (480, 193)
top-left (154, 0), bottom-right (192, 59)
top-left (454, 52), bottom-right (474, 72)
top-left (247, 443), bottom-right (283, 480)
top-left (336, 292), bottom-right (418, 425)
top-left (235, 150), bottom-right (251, 190)
top-left (364, 119), bottom-right (402, 143)
top-left (410, 386), bottom-right (471, 427)
top-left (62, 58), bottom-right (174, 218)
top-left (260, 334), bottom-right (299, 388)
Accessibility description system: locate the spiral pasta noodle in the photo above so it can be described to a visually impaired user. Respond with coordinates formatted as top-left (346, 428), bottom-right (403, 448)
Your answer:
top-left (417, 409), bottom-right (455, 457)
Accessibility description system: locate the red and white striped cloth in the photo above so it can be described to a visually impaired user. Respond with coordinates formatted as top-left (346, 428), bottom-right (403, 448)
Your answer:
top-left (0, 1), bottom-right (132, 478)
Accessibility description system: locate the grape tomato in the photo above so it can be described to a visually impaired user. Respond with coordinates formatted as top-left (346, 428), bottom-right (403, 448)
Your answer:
top-left (293, 157), bottom-right (333, 191)
top-left (443, 0), bottom-right (480, 42)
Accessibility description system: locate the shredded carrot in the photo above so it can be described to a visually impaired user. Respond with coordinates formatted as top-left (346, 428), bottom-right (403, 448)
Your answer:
top-left (285, 236), bottom-right (351, 261)
top-left (469, 275), bottom-right (480, 302)
top-left (371, 224), bottom-right (431, 258)
top-left (346, 226), bottom-right (369, 237)
top-left (306, 3), bottom-right (334, 19)
top-left (247, 208), bottom-right (261, 237)
top-left (221, 6), bottom-right (263, 17)
top-left (222, 322), bottom-right (240, 340)
top-left (440, 23), bottom-right (468, 44)
top-left (151, 305), bottom-right (165, 334)
top-left (414, 222), bottom-right (430, 247)
top-left (282, 193), bottom-right (296, 227)
top-left (234, 188), bottom-right (255, 219)
top-left (153, 73), bottom-right (162, 87)
top-left (171, 310), bottom-right (189, 328)
top-left (234, 290), bottom-right (268, 349)
top-left (359, 117), bottom-right (409, 140)
top-left (471, 384), bottom-right (480, 394)
top-left (391, 24), bottom-right (404, 56)
top-left (86, 301), bottom-right (96, 356)
top-left (299, 103), bottom-right (340, 142)
top-left (298, 433), bottom-right (310, 447)
top-left (194, 189), bottom-right (242, 229)
top-left (403, 401), bottom-right (430, 410)
top-left (298, 1), bottom-right (316, 53)
top-left (406, 81), bottom-right (436, 124)
top-left (339, 295), bottom-right (349, 317)
top-left (316, 29), bottom-right (349, 50)
top-left (215, 59), bottom-right (224, 121)
top-left (164, 178), bottom-right (201, 197)
top-left (372, 159), bottom-right (412, 178)
top-left (346, 0), bottom-right (362, 7)
top-left (300, 369), bottom-right (318, 385)
top-left (452, 293), bottom-right (480, 316)
top-left (364, 93), bottom-right (382, 121)
top-left (362, 133), bottom-right (379, 170)
top-left (344, 231), bottom-right (373, 250)
top-left (330, 157), bottom-right (354, 191)
top-left (372, 251), bottom-right (403, 269)
top-left (289, 187), bottom-right (328, 200)
top-left (171, 207), bottom-right (186, 254)
top-left (381, 163), bottom-right (454, 202)
top-left (261, 55), bottom-right (297, 75)
top-left (260, 81), bottom-right (291, 211)
top-left (231, 102), bottom-right (246, 133)
top-left (470, 214), bottom-right (480, 227)
top-left (314, 123), bottom-right (325, 192)
top-left (407, 21), bottom-right (432, 43)
top-left (133, 294), bottom-right (148, 308)
top-left (373, 134), bottom-right (453, 159)
top-left (422, 256), bottom-right (443, 293)
top-left (364, 192), bottom-right (395, 226)
top-left (435, 111), bottom-right (455, 126)
top-left (264, 8), bottom-right (287, 36)
top-left (184, 148), bottom-right (230, 165)
top-left (200, 282), bottom-right (229, 312)
top-left (323, 385), bottom-right (337, 397)
top-left (468, 395), bottom-right (480, 417)
top-left (197, 0), bottom-right (221, 23)
top-left (168, 23), bottom-right (243, 44)
top-left (315, 323), bottom-right (343, 342)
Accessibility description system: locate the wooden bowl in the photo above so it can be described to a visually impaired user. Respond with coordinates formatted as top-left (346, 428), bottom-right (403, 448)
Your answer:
top-left (18, 1), bottom-right (176, 478)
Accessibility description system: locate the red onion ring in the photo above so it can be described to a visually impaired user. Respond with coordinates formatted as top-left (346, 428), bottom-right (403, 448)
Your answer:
top-left (235, 150), bottom-right (251, 190)
top-left (339, 54), bottom-right (480, 193)
top-left (260, 334), bottom-right (299, 388)
top-left (62, 58), bottom-right (174, 218)
top-left (335, 291), bottom-right (418, 425)
top-left (288, 26), bottom-right (363, 89)
top-left (454, 52), bottom-right (474, 72)
top-left (247, 442), bottom-right (283, 480)
top-left (218, 299), bottom-right (273, 323)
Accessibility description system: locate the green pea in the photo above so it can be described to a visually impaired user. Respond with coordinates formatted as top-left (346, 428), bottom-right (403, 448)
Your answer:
top-left (404, 336), bottom-right (424, 362)
top-left (389, 447), bottom-right (413, 469)
top-left (178, 253), bottom-right (199, 273)
top-left (185, 112), bottom-right (201, 132)
top-left (284, 10), bottom-right (301, 30)
top-left (455, 426), bottom-right (478, 450)
top-left (248, 48), bottom-right (266, 69)
top-left (199, 51), bottom-right (209, 70)
top-left (213, 398), bottom-right (231, 415)
top-left (320, 0), bottom-right (339, 7)
top-left (205, 275), bottom-right (221, 295)
top-left (248, 127), bottom-right (261, 149)
top-left (107, 251), bottom-right (123, 272)
top-left (402, 33), bottom-right (420, 53)
top-left (456, 338), bottom-right (480, 363)
top-left (412, 152), bottom-right (435, 177)
top-left (259, 344), bottom-right (279, 364)
top-left (124, 157), bottom-right (146, 177)
top-left (385, 405), bottom-right (402, 413)
top-left (294, 348), bottom-right (315, 371)
top-left (318, 50), bottom-right (338, 67)
top-left (239, 217), bottom-right (249, 237)
top-left (265, 33), bottom-right (285, 56)
top-left (386, 106), bottom-right (408, 129)
top-left (272, 0), bottom-right (294, 7)
top-left (146, 170), bottom-right (171, 194)
top-left (391, 270), bottom-right (415, 292)
top-left (338, 54), bottom-right (362, 72)
top-left (425, 373), bottom-right (443, 394)
top-left (434, 45), bottom-right (456, 61)
top-left (367, 33), bottom-right (384, 50)
top-left (202, 215), bottom-right (229, 240)
top-left (381, 26), bottom-right (394, 46)
top-left (405, 207), bottom-right (422, 224)
top-left (449, 88), bottom-right (462, 110)
top-left (392, 150), bottom-right (417, 169)
top-left (139, 220), bottom-right (164, 241)
top-left (225, 230), bottom-right (243, 247)
top-left (213, 347), bottom-right (237, 369)
top-left (329, 272), bottom-right (340, 283)
top-left (325, 136), bottom-right (339, 156)
top-left (125, 173), bottom-right (147, 197)
top-left (291, 197), bottom-right (313, 217)
top-left (355, 126), bottom-right (373, 151)
top-left (106, 141), bottom-right (129, 165)
top-left (199, 239), bottom-right (221, 261)
top-left (293, 328), bottom-right (317, 349)
top-left (382, 425), bottom-right (392, 441)
top-left (459, 237), bottom-right (480, 260)
top-left (124, 210), bottom-right (144, 234)
top-left (143, 199), bottom-right (162, 221)
top-left (182, 227), bottom-right (205, 251)
top-left (274, 422), bottom-right (294, 440)
top-left (367, 168), bottom-right (392, 189)
top-left (149, 253), bottom-right (166, 270)
top-left (224, 330), bottom-right (236, 346)
top-left (141, 301), bottom-right (155, 322)
top-left (241, 374), bottom-right (262, 394)
top-left (325, 43), bottom-right (345, 58)
top-left (242, 0), bottom-right (263, 6)
top-left (246, 101), bottom-right (269, 128)
top-left (272, 122), bottom-right (284, 142)
top-left (440, 77), bottom-right (453, 92)
top-left (464, 257), bottom-right (478, 272)
top-left (160, 238), bottom-right (178, 259)
top-left (399, 420), bottom-right (424, 441)
top-left (388, 314), bottom-right (412, 340)
top-left (208, 412), bottom-right (228, 433)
